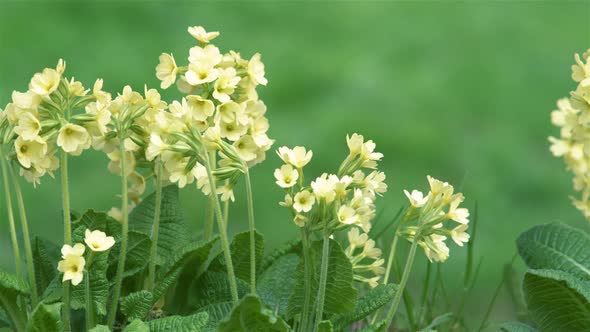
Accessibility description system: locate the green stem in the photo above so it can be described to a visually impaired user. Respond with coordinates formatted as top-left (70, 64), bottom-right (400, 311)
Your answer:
top-left (384, 232), bottom-right (420, 330)
top-left (107, 139), bottom-right (130, 328)
top-left (0, 152), bottom-right (22, 279)
top-left (313, 231), bottom-right (330, 331)
top-left (203, 153), bottom-right (239, 304)
top-left (9, 162), bottom-right (38, 307)
top-left (383, 234), bottom-right (399, 285)
top-left (0, 293), bottom-right (26, 332)
top-left (299, 228), bottom-right (313, 332)
top-left (85, 271), bottom-right (94, 331)
top-left (59, 150), bottom-right (72, 331)
top-left (203, 151), bottom-right (216, 240)
top-left (244, 168), bottom-right (256, 294)
top-left (147, 160), bottom-right (163, 291)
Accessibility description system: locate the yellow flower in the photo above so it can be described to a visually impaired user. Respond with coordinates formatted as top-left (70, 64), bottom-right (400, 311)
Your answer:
top-left (293, 214), bottom-right (308, 227)
top-left (29, 68), bottom-right (60, 96)
top-left (84, 229), bottom-right (115, 252)
top-left (276, 146), bottom-right (313, 168)
top-left (346, 133), bottom-right (364, 157)
top-left (15, 136), bottom-right (47, 168)
top-left (311, 174), bottom-right (336, 203)
top-left (450, 224), bottom-right (470, 247)
top-left (187, 26), bottom-right (220, 44)
top-left (337, 205), bottom-right (358, 225)
top-left (186, 95), bottom-right (215, 121)
top-left (213, 67), bottom-right (241, 103)
top-left (404, 189), bottom-right (428, 207)
top-left (146, 134), bottom-right (168, 161)
top-left (57, 243), bottom-right (86, 286)
top-left (57, 123), bottom-right (91, 155)
top-left (274, 164), bottom-right (298, 188)
top-left (156, 53), bottom-right (178, 89)
top-left (233, 135), bottom-right (258, 162)
top-left (14, 112), bottom-right (41, 140)
top-left (248, 53), bottom-right (267, 86)
top-left (293, 190), bottom-right (315, 213)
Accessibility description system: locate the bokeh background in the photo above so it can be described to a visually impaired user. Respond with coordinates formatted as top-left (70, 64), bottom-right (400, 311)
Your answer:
top-left (1, 0), bottom-right (590, 329)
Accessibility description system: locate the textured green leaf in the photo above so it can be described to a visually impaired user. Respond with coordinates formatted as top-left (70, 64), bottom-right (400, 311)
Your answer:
top-left (121, 290), bottom-right (154, 322)
top-left (209, 230), bottom-right (264, 282)
top-left (188, 271), bottom-right (249, 314)
top-left (109, 231), bottom-right (151, 279)
top-left (287, 239), bottom-right (357, 318)
top-left (122, 319), bottom-right (149, 332)
top-left (499, 322), bottom-right (538, 332)
top-left (331, 284), bottom-right (398, 329)
top-left (0, 269), bottom-right (29, 330)
top-left (195, 302), bottom-right (234, 325)
top-left (523, 269), bottom-right (590, 331)
top-left (26, 302), bottom-right (63, 332)
top-left (32, 237), bottom-right (59, 296)
top-left (153, 238), bottom-right (217, 302)
top-left (70, 251), bottom-right (109, 316)
top-left (218, 295), bottom-right (290, 332)
top-left (148, 312), bottom-right (209, 332)
top-left (517, 223), bottom-right (590, 280)
top-left (88, 326), bottom-right (111, 332)
top-left (129, 185), bottom-right (190, 263)
top-left (359, 319), bottom-right (387, 332)
top-left (260, 240), bottom-right (301, 271)
top-left (258, 253), bottom-right (300, 316)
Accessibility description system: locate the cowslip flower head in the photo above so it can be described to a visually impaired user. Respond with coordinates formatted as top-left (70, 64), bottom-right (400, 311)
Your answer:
top-left (293, 190), bottom-right (315, 213)
top-left (57, 243), bottom-right (86, 286)
top-left (248, 53), bottom-right (268, 86)
top-left (57, 123), bottom-right (91, 155)
top-left (15, 136), bottom-right (47, 168)
top-left (84, 229), bottom-right (115, 252)
top-left (188, 26), bottom-right (220, 44)
top-left (404, 189), bottom-right (428, 207)
top-left (274, 164), bottom-right (298, 188)
top-left (14, 112), bottom-right (41, 140)
top-left (29, 65), bottom-right (61, 96)
top-left (276, 146), bottom-right (313, 168)
top-left (311, 174), bottom-right (337, 203)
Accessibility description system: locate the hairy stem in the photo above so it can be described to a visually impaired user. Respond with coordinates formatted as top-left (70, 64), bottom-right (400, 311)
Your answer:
top-left (107, 139), bottom-right (129, 328)
top-left (244, 168), bottom-right (257, 294)
top-left (385, 232), bottom-right (420, 330)
top-left (383, 234), bottom-right (399, 285)
top-left (147, 160), bottom-right (163, 291)
top-left (59, 150), bottom-right (71, 331)
top-left (313, 231), bottom-right (330, 331)
top-left (9, 162), bottom-right (38, 307)
top-left (299, 228), bottom-right (313, 332)
top-left (0, 152), bottom-right (22, 279)
top-left (203, 151), bottom-right (216, 240)
top-left (85, 271), bottom-right (94, 330)
top-left (203, 152), bottom-right (239, 304)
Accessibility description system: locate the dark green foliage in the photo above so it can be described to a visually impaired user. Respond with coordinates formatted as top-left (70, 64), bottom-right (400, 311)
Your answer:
top-left (218, 295), bottom-right (290, 332)
top-left (257, 253), bottom-right (300, 316)
top-left (26, 302), bottom-right (63, 332)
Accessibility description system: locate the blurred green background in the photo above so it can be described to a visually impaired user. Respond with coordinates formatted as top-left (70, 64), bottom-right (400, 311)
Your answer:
top-left (1, 0), bottom-right (589, 328)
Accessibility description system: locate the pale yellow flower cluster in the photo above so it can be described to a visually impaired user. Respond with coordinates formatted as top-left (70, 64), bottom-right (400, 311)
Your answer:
top-left (549, 49), bottom-right (590, 221)
top-left (399, 176), bottom-right (470, 262)
top-left (149, 26), bottom-right (273, 201)
top-left (276, 133), bottom-right (387, 232)
top-left (345, 228), bottom-right (385, 288)
top-left (57, 229), bottom-right (115, 286)
top-left (0, 60), bottom-right (110, 185)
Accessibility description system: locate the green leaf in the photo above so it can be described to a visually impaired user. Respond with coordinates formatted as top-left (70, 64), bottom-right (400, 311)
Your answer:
top-left (317, 320), bottom-right (333, 332)
top-left (109, 231), bottom-right (151, 279)
top-left (517, 223), bottom-right (590, 280)
top-left (188, 271), bottom-right (249, 317)
top-left (32, 237), bottom-right (59, 296)
top-left (26, 302), bottom-right (63, 332)
top-left (153, 238), bottom-right (217, 302)
top-left (0, 269), bottom-right (29, 330)
top-left (148, 312), bottom-right (209, 332)
top-left (523, 269), bottom-right (590, 331)
top-left (88, 326), bottom-right (111, 332)
top-left (209, 230), bottom-right (264, 282)
top-left (260, 240), bottom-right (301, 271)
top-left (287, 239), bottom-right (357, 318)
top-left (258, 253), bottom-right (300, 316)
top-left (359, 320), bottom-right (387, 332)
top-left (122, 319), bottom-right (149, 332)
top-left (499, 322), bottom-right (538, 332)
top-left (331, 284), bottom-right (398, 329)
top-left (195, 302), bottom-right (234, 325)
top-left (121, 290), bottom-right (154, 322)
top-left (70, 251), bottom-right (109, 316)
top-left (129, 185), bottom-right (190, 263)
top-left (218, 295), bottom-right (290, 332)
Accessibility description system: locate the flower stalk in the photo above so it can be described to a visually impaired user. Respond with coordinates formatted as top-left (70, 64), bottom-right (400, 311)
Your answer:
top-left (147, 159), bottom-right (163, 291)
top-left (299, 227), bottom-right (313, 332)
top-left (0, 151), bottom-right (22, 279)
top-left (244, 168), bottom-right (257, 293)
top-left (313, 230), bottom-right (330, 331)
top-left (107, 136), bottom-right (130, 328)
top-left (9, 162), bottom-right (38, 306)
top-left (59, 149), bottom-right (72, 331)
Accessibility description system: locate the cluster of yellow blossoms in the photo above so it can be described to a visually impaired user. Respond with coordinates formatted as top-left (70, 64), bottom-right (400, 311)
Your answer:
top-left (57, 229), bottom-right (115, 286)
top-left (275, 133), bottom-right (386, 232)
top-left (345, 228), bottom-right (385, 288)
top-left (0, 60), bottom-right (110, 185)
top-left (549, 49), bottom-right (590, 221)
top-left (147, 26), bottom-right (272, 201)
top-left (399, 176), bottom-right (470, 262)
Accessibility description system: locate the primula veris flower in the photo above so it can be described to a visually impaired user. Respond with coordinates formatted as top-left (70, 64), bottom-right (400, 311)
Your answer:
top-left (14, 112), bottom-right (41, 140)
top-left (15, 136), bottom-right (47, 168)
top-left (450, 224), bottom-right (470, 246)
top-left (186, 95), bottom-right (215, 121)
top-left (84, 229), bottom-right (115, 252)
top-left (347, 227), bottom-right (368, 249)
top-left (57, 123), bottom-right (91, 155)
top-left (404, 189), bottom-right (428, 207)
top-left (188, 26), bottom-right (220, 44)
top-left (29, 67), bottom-right (60, 96)
top-left (337, 205), bottom-right (358, 225)
top-left (274, 164), bottom-right (298, 188)
top-left (156, 53), bottom-right (178, 89)
top-left (293, 190), bottom-right (315, 213)
top-left (277, 146), bottom-right (313, 168)
top-left (57, 243), bottom-right (86, 286)
top-left (213, 67), bottom-right (241, 103)
top-left (248, 53), bottom-right (267, 86)
top-left (311, 174), bottom-right (337, 203)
